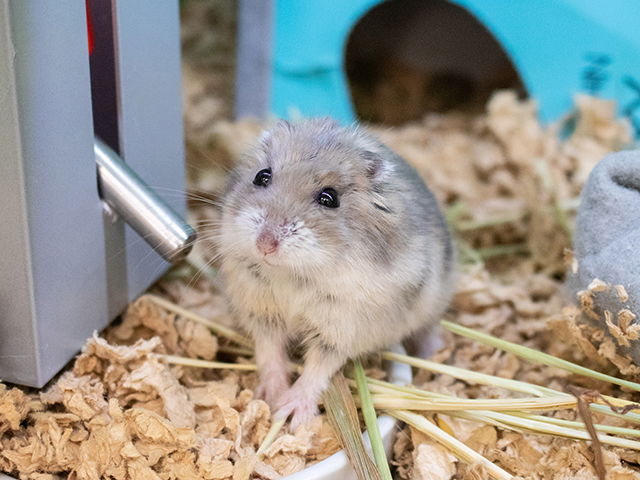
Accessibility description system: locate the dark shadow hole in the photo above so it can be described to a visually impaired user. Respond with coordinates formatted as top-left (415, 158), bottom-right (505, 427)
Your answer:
top-left (345, 0), bottom-right (527, 125)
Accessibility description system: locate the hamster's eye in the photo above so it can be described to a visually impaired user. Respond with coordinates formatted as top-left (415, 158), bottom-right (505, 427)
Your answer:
top-left (253, 168), bottom-right (272, 187)
top-left (317, 188), bottom-right (340, 208)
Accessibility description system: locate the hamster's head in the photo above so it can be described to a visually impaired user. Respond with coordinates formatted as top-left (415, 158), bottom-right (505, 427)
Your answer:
top-left (218, 118), bottom-right (402, 273)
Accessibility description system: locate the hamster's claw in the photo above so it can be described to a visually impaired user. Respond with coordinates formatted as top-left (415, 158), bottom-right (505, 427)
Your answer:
top-left (275, 387), bottom-right (319, 431)
top-left (256, 372), bottom-right (290, 408)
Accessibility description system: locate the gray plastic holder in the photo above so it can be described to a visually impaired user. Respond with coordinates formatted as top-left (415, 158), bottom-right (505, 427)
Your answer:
top-left (0, 1), bottom-right (187, 387)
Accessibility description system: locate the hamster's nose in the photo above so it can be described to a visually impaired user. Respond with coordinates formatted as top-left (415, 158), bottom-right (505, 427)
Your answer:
top-left (257, 229), bottom-right (279, 255)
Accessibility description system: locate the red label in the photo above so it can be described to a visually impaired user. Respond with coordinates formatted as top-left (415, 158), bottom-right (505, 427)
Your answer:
top-left (86, 0), bottom-right (94, 55)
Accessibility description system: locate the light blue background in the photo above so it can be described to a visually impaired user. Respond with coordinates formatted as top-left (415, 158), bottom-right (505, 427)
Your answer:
top-left (271, 0), bottom-right (640, 128)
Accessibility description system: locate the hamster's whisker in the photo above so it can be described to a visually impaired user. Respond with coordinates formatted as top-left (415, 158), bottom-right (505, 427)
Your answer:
top-left (143, 185), bottom-right (218, 203)
top-left (191, 221), bottom-right (225, 229)
top-left (184, 143), bottom-right (237, 174)
top-left (185, 252), bottom-right (224, 290)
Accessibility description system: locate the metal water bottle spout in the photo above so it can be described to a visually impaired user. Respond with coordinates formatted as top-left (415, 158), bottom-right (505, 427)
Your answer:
top-left (94, 138), bottom-right (197, 263)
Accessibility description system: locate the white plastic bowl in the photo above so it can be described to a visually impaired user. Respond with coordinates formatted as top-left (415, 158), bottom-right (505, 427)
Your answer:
top-left (283, 345), bottom-right (412, 480)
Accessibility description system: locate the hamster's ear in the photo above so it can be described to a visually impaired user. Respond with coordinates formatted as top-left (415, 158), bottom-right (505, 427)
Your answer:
top-left (351, 129), bottom-right (393, 182)
top-left (258, 129), bottom-right (272, 147)
top-left (258, 120), bottom-right (292, 147)
top-left (362, 150), bottom-right (393, 183)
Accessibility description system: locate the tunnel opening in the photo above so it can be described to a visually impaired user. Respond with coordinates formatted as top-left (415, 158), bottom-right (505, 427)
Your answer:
top-left (345, 0), bottom-right (527, 125)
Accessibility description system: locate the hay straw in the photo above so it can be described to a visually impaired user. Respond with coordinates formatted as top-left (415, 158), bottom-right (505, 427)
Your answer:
top-left (160, 354), bottom-right (256, 370)
top-left (441, 320), bottom-right (640, 393)
top-left (482, 410), bottom-right (640, 450)
top-left (590, 403), bottom-right (640, 424)
top-left (257, 418), bottom-right (286, 455)
top-left (382, 349), bottom-right (640, 426)
top-left (354, 360), bottom-right (392, 480)
top-left (439, 409), bottom-right (640, 451)
top-left (455, 212), bottom-right (524, 232)
top-left (367, 394), bottom-right (577, 412)
top-left (146, 294), bottom-right (254, 348)
top-left (384, 378), bottom-right (640, 431)
top-left (456, 239), bottom-right (484, 264)
top-left (389, 410), bottom-right (513, 480)
top-left (369, 380), bottom-right (640, 450)
top-left (381, 351), bottom-right (556, 397)
top-left (510, 412), bottom-right (640, 439)
top-left (324, 373), bottom-right (382, 480)
top-left (363, 376), bottom-right (640, 443)
top-left (216, 345), bottom-right (254, 356)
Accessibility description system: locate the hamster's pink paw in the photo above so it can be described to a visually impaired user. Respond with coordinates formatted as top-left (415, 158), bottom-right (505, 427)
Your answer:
top-left (256, 372), bottom-right (290, 408)
top-left (275, 387), bottom-right (319, 431)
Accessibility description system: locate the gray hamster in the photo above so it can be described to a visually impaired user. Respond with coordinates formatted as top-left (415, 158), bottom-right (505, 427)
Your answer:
top-left (217, 118), bottom-right (455, 428)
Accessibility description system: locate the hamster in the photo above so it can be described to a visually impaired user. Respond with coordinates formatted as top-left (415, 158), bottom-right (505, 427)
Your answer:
top-left (217, 118), bottom-right (455, 429)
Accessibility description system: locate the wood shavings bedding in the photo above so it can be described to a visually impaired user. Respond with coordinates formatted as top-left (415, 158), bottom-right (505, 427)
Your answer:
top-left (0, 294), bottom-right (341, 480)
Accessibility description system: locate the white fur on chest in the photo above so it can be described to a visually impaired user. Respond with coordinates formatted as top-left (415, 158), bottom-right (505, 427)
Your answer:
top-left (225, 247), bottom-right (433, 355)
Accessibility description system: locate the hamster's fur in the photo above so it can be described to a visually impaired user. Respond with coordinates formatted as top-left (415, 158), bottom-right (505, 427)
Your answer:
top-left (217, 118), bottom-right (455, 428)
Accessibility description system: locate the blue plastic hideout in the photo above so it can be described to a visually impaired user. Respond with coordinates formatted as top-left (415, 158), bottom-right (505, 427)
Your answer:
top-left (241, 0), bottom-right (640, 131)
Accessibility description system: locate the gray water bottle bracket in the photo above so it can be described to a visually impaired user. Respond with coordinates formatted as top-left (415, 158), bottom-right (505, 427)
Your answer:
top-left (0, 1), bottom-right (189, 387)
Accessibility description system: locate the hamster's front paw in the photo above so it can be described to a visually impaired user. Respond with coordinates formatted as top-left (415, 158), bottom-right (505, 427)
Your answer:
top-left (275, 385), bottom-right (319, 431)
top-left (256, 370), bottom-right (290, 408)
